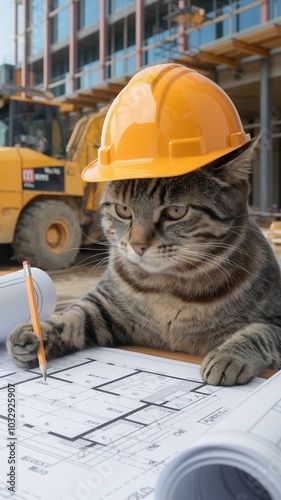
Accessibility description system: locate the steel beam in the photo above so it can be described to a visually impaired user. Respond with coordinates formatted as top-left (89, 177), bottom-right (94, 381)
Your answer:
top-left (259, 58), bottom-right (272, 212)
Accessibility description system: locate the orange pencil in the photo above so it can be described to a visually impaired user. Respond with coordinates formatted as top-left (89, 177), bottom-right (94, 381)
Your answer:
top-left (23, 260), bottom-right (47, 380)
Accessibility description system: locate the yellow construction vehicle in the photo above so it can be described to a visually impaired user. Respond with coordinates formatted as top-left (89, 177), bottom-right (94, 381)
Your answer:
top-left (0, 85), bottom-right (108, 269)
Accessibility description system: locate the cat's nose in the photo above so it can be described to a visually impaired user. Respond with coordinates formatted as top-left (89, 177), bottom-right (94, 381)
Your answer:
top-left (131, 244), bottom-right (148, 256)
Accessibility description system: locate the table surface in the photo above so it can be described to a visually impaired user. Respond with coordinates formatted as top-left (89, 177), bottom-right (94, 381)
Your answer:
top-left (121, 346), bottom-right (277, 380)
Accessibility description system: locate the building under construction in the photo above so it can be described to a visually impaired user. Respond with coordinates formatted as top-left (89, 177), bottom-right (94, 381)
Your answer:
top-left (13, 0), bottom-right (281, 211)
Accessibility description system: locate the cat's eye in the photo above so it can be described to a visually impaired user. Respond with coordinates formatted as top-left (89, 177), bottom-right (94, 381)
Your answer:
top-left (115, 204), bottom-right (132, 219)
top-left (164, 206), bottom-right (188, 220)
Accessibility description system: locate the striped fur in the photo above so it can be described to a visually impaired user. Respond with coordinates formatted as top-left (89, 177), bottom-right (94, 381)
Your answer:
top-left (7, 141), bottom-right (281, 385)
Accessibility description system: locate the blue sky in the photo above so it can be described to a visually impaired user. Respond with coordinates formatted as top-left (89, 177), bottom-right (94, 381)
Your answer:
top-left (0, 0), bottom-right (14, 64)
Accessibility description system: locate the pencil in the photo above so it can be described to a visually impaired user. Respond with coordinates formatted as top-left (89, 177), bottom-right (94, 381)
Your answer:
top-left (23, 260), bottom-right (47, 380)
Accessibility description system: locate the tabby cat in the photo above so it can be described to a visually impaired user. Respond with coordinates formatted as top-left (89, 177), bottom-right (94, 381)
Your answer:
top-left (7, 140), bottom-right (281, 386)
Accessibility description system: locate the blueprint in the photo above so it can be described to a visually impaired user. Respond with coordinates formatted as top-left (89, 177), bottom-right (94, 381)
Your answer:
top-left (157, 369), bottom-right (281, 500)
top-left (0, 345), bottom-right (262, 499)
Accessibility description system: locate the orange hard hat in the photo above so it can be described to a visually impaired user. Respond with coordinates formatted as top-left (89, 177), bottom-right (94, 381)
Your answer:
top-left (82, 63), bottom-right (250, 182)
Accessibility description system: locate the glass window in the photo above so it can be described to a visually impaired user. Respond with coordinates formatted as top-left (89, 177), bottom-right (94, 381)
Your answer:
top-left (11, 101), bottom-right (64, 158)
top-left (16, 36), bottom-right (24, 65)
top-left (50, 54), bottom-right (69, 97)
top-left (236, 0), bottom-right (260, 31)
top-left (17, 1), bottom-right (24, 35)
top-left (113, 49), bottom-right (125, 77)
top-left (188, 1), bottom-right (261, 49)
top-left (221, 4), bottom-right (232, 38)
top-left (12, 101), bottom-right (49, 153)
top-left (49, 106), bottom-right (64, 157)
top-left (50, 0), bottom-right (69, 7)
top-left (189, 30), bottom-right (200, 51)
top-left (127, 45), bottom-right (136, 73)
top-left (199, 23), bottom-right (216, 45)
top-left (108, 49), bottom-right (136, 78)
top-left (58, 8), bottom-right (69, 40)
top-left (108, 0), bottom-right (134, 15)
top-left (77, 62), bottom-right (100, 89)
top-left (144, 28), bottom-right (177, 65)
top-left (30, 23), bottom-right (44, 55)
top-left (78, 0), bottom-right (99, 29)
top-left (144, 2), bottom-right (170, 43)
top-left (30, 0), bottom-right (44, 24)
top-left (51, 7), bottom-right (70, 43)
top-left (106, 12), bottom-right (136, 78)
top-left (143, 1), bottom-right (174, 62)
top-left (78, 36), bottom-right (99, 71)
top-left (77, 41), bottom-right (99, 87)
top-left (52, 84), bottom-right (66, 97)
top-left (128, 16), bottom-right (135, 46)
top-left (34, 70), bottom-right (43, 86)
top-left (268, 0), bottom-right (281, 18)
top-left (0, 104), bottom-right (9, 147)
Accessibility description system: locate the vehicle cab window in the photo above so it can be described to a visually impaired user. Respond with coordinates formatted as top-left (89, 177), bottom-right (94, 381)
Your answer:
top-left (0, 104), bottom-right (9, 147)
top-left (11, 100), bottom-right (65, 158)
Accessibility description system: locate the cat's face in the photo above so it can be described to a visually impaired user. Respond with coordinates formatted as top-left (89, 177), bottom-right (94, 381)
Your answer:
top-left (100, 145), bottom-right (253, 274)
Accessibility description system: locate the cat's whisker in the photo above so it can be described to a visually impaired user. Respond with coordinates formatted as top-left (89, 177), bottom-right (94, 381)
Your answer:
top-left (80, 227), bottom-right (113, 246)
top-left (166, 249), bottom-right (234, 288)
top-left (70, 250), bottom-right (110, 271)
top-left (86, 249), bottom-right (120, 276)
top-left (170, 254), bottom-right (221, 294)
top-left (72, 257), bottom-right (110, 273)
top-left (180, 242), bottom-right (254, 263)
top-left (175, 246), bottom-right (276, 289)
top-left (87, 259), bottom-right (111, 276)
top-left (184, 247), bottom-right (272, 284)
top-left (228, 225), bottom-right (267, 238)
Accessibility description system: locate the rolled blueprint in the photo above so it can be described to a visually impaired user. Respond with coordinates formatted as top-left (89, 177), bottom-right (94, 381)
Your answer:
top-left (156, 370), bottom-right (281, 500)
top-left (0, 267), bottom-right (56, 342)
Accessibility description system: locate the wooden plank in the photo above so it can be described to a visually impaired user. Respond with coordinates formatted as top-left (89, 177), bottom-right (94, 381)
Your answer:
top-left (233, 39), bottom-right (269, 57)
top-left (199, 50), bottom-right (237, 67)
top-left (121, 346), bottom-right (276, 379)
top-left (107, 82), bottom-right (126, 93)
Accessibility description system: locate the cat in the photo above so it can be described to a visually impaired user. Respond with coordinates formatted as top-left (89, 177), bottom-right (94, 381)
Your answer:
top-left (6, 140), bottom-right (281, 386)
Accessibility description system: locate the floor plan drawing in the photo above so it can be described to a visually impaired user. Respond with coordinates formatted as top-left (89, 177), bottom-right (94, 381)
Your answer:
top-left (156, 369), bottom-right (281, 500)
top-left (0, 346), bottom-right (262, 500)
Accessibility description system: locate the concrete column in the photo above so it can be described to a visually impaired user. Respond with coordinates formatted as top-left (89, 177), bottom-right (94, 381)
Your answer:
top-left (22, 0), bottom-right (28, 86)
top-left (136, 0), bottom-right (144, 69)
top-left (43, 0), bottom-right (50, 91)
top-left (14, 1), bottom-right (18, 66)
top-left (261, 0), bottom-right (269, 23)
top-left (99, 0), bottom-right (106, 81)
top-left (259, 58), bottom-right (272, 212)
top-left (69, 0), bottom-right (77, 93)
top-left (178, 0), bottom-right (188, 52)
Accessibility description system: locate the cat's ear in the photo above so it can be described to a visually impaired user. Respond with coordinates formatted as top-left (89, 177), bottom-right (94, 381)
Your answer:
top-left (207, 137), bottom-right (259, 184)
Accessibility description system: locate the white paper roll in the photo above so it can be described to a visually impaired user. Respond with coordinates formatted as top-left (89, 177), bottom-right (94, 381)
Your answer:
top-left (0, 267), bottom-right (57, 342)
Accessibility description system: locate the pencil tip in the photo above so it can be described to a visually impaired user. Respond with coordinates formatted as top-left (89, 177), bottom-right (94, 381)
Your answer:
top-left (40, 364), bottom-right (47, 381)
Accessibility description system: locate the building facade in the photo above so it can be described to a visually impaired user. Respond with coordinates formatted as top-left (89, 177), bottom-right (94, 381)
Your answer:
top-left (0, 64), bottom-right (15, 85)
top-left (14, 0), bottom-right (281, 211)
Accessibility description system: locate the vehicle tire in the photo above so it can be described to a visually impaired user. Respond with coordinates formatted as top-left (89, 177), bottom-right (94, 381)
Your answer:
top-left (12, 200), bottom-right (82, 270)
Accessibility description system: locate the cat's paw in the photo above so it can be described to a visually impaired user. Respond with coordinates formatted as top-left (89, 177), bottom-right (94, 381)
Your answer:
top-left (6, 324), bottom-right (42, 369)
top-left (200, 349), bottom-right (254, 386)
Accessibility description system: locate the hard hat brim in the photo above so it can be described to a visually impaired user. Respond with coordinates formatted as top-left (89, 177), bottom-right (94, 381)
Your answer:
top-left (81, 143), bottom-right (250, 183)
